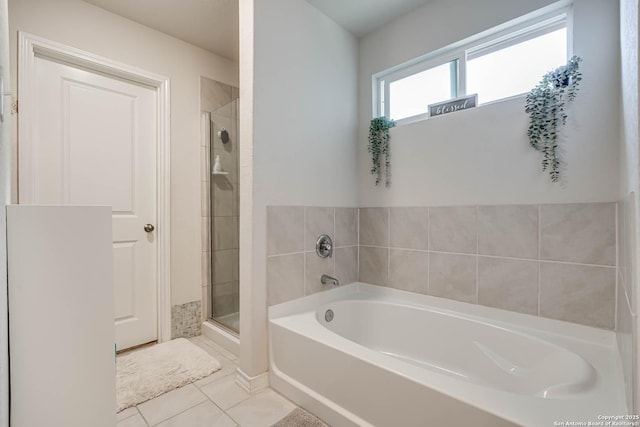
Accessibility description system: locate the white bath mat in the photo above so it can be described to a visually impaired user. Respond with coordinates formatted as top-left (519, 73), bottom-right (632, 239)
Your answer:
top-left (116, 338), bottom-right (221, 412)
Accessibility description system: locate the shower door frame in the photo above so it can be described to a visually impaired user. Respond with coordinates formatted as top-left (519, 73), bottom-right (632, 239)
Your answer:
top-left (205, 110), bottom-right (240, 336)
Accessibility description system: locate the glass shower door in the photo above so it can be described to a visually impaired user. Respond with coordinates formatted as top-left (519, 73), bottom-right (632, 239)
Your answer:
top-left (208, 95), bottom-right (240, 334)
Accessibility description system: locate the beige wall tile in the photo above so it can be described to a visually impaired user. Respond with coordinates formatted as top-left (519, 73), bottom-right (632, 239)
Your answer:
top-left (267, 254), bottom-right (304, 306)
top-left (201, 251), bottom-right (210, 287)
top-left (305, 207), bottom-right (335, 252)
top-left (212, 178), bottom-right (234, 217)
top-left (233, 216), bottom-right (239, 249)
top-left (212, 282), bottom-right (236, 317)
top-left (201, 181), bottom-right (209, 217)
top-left (429, 252), bottom-right (476, 303)
top-left (232, 249), bottom-right (239, 281)
top-left (388, 249), bottom-right (428, 294)
top-left (201, 77), bottom-right (232, 112)
top-left (478, 205), bottom-right (538, 259)
top-left (429, 206), bottom-right (476, 254)
top-left (335, 246), bottom-right (358, 285)
top-left (232, 186), bottom-right (239, 217)
top-left (335, 208), bottom-right (358, 247)
top-left (477, 257), bottom-right (538, 315)
top-left (213, 249), bottom-right (234, 285)
top-left (305, 252), bottom-right (336, 295)
top-left (212, 130), bottom-right (237, 181)
top-left (201, 217), bottom-right (210, 253)
top-left (390, 207), bottom-right (428, 250)
top-left (359, 208), bottom-right (389, 246)
top-left (540, 203), bottom-right (615, 266)
top-left (202, 285), bottom-right (210, 320)
top-left (200, 146), bottom-right (208, 182)
top-left (267, 206), bottom-right (304, 255)
top-left (359, 246), bottom-right (388, 286)
top-left (539, 262), bottom-right (615, 329)
top-left (212, 216), bottom-right (234, 251)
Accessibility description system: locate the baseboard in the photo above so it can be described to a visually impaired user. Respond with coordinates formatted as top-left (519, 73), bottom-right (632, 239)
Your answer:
top-left (236, 368), bottom-right (269, 393)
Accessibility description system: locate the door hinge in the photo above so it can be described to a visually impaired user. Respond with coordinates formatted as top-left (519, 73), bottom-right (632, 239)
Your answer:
top-left (11, 99), bottom-right (17, 115)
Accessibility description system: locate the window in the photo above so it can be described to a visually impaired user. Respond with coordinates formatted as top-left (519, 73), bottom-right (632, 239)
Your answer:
top-left (374, 5), bottom-right (570, 123)
top-left (389, 60), bottom-right (457, 120)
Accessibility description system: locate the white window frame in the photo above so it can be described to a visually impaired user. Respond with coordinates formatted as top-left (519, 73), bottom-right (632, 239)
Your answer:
top-left (372, 0), bottom-right (574, 126)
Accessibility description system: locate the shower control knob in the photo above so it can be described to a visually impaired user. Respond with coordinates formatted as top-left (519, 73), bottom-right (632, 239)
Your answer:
top-left (144, 224), bottom-right (155, 233)
top-left (316, 234), bottom-right (333, 258)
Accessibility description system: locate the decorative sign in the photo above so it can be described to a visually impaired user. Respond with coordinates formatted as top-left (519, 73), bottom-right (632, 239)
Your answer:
top-left (429, 94), bottom-right (477, 117)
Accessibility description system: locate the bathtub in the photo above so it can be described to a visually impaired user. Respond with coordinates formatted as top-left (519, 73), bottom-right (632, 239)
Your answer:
top-left (269, 283), bottom-right (628, 427)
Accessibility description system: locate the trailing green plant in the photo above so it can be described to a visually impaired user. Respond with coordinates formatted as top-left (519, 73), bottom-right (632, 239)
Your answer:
top-left (368, 117), bottom-right (396, 187)
top-left (525, 56), bottom-right (582, 183)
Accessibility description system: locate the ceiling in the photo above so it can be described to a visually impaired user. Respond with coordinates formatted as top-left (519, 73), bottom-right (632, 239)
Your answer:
top-left (307, 0), bottom-right (433, 37)
top-left (83, 0), bottom-right (239, 61)
top-left (82, 0), bottom-right (432, 61)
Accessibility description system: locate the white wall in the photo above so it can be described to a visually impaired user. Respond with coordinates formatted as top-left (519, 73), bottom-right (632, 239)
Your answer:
top-left (239, 0), bottom-right (358, 376)
top-left (0, 0), bottom-right (9, 423)
top-left (8, 0), bottom-right (239, 306)
top-left (358, 0), bottom-right (620, 207)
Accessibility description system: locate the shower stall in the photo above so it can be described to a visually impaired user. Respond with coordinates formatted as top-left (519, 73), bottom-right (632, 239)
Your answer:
top-left (201, 78), bottom-right (240, 335)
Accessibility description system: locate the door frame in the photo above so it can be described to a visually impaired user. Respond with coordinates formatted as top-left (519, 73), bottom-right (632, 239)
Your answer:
top-left (17, 32), bottom-right (172, 343)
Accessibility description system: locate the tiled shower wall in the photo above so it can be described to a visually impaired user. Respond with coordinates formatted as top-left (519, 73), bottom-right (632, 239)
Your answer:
top-left (268, 202), bottom-right (618, 331)
top-left (617, 193), bottom-right (635, 410)
top-left (200, 77), bottom-right (240, 323)
top-left (266, 207), bottom-right (359, 306)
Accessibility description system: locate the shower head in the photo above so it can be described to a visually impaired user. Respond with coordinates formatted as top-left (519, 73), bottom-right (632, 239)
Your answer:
top-left (218, 128), bottom-right (230, 144)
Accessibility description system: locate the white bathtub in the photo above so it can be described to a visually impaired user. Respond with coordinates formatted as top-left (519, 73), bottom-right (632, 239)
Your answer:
top-left (269, 283), bottom-right (628, 427)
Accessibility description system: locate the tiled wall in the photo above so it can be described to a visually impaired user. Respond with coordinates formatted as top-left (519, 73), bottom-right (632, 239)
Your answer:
top-left (266, 207), bottom-right (359, 306)
top-left (359, 203), bottom-right (616, 330)
top-left (267, 203), bottom-right (618, 331)
top-left (617, 193), bottom-right (635, 411)
top-left (171, 301), bottom-right (202, 339)
top-left (201, 77), bottom-right (240, 322)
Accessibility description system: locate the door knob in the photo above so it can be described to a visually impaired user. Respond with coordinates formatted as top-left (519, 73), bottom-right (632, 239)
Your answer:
top-left (144, 224), bottom-right (155, 233)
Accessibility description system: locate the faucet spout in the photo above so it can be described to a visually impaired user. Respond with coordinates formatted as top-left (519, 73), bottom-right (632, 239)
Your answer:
top-left (321, 274), bottom-right (340, 286)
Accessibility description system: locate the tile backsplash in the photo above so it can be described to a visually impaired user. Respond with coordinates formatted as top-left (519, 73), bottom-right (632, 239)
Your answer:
top-left (267, 203), bottom-right (618, 331)
top-left (267, 207), bottom-right (358, 306)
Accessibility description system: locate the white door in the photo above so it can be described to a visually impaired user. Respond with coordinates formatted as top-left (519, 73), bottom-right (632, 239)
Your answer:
top-left (20, 56), bottom-right (158, 350)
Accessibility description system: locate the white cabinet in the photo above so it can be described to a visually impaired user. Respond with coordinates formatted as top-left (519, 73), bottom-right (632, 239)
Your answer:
top-left (7, 206), bottom-right (116, 427)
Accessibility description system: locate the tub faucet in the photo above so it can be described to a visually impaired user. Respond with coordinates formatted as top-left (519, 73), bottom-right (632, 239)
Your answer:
top-left (321, 274), bottom-right (340, 286)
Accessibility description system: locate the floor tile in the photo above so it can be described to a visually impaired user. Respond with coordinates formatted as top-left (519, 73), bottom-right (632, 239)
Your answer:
top-left (199, 374), bottom-right (251, 410)
top-left (117, 407), bottom-right (140, 422)
top-left (137, 384), bottom-right (207, 426)
top-left (117, 413), bottom-right (148, 427)
top-left (155, 401), bottom-right (236, 427)
top-left (226, 389), bottom-right (296, 427)
top-left (193, 354), bottom-right (237, 387)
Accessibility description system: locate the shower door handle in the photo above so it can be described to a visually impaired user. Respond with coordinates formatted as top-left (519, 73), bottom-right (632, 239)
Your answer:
top-left (144, 224), bottom-right (155, 233)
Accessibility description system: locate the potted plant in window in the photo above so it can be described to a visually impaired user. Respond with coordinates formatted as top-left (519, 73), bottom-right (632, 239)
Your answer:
top-left (368, 117), bottom-right (396, 187)
top-left (525, 55), bottom-right (582, 183)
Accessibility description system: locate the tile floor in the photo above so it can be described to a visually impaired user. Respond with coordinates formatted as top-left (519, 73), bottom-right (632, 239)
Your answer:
top-left (117, 335), bottom-right (299, 427)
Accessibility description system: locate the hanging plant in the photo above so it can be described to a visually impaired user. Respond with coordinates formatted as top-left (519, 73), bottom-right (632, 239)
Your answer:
top-left (368, 117), bottom-right (396, 187)
top-left (525, 55), bottom-right (582, 183)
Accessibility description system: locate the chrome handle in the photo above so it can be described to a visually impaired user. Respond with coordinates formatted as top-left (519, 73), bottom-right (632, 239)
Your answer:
top-left (316, 234), bottom-right (333, 258)
top-left (144, 224), bottom-right (155, 233)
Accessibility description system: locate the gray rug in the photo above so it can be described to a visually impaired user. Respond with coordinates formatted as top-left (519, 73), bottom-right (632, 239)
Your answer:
top-left (272, 408), bottom-right (330, 427)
